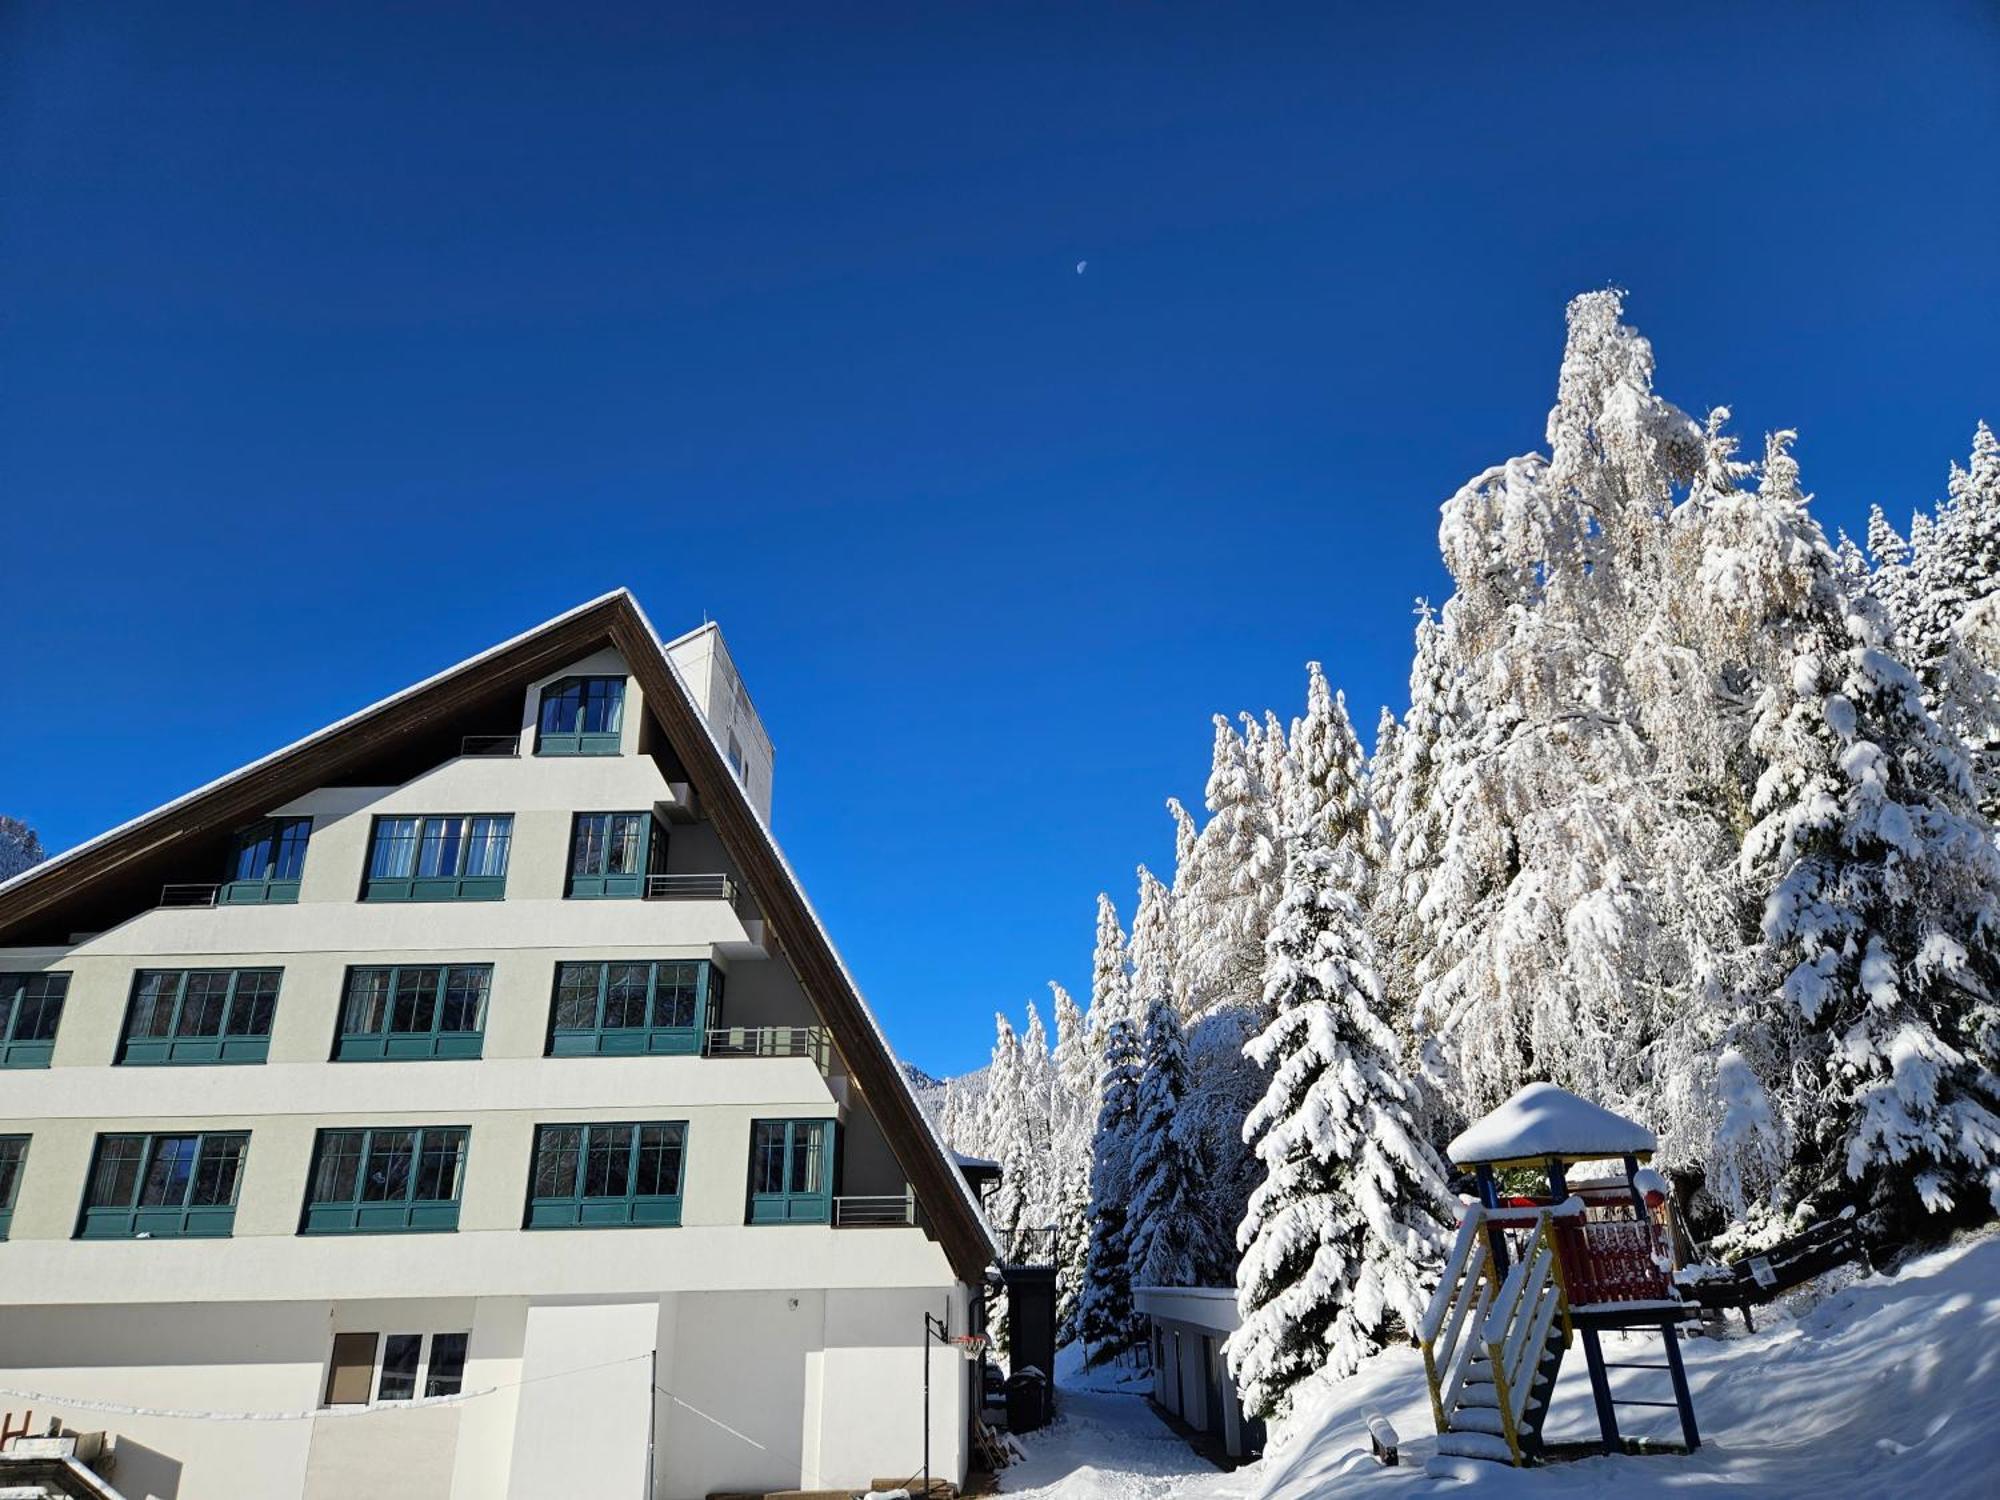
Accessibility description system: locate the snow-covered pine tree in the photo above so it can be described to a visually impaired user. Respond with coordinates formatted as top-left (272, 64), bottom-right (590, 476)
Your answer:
top-left (1125, 990), bottom-right (1226, 1288)
top-left (1228, 665), bottom-right (1457, 1422)
top-left (1367, 706), bottom-right (1398, 869)
top-left (1077, 1002), bottom-right (1144, 1355)
top-left (1075, 892), bottom-right (1137, 1355)
top-left (1049, 981), bottom-right (1094, 1343)
top-left (1182, 717), bottom-right (1282, 1024)
top-left (1834, 531), bottom-right (1868, 587)
top-left (1866, 504), bottom-right (1911, 602)
top-left (1374, 605), bottom-right (1455, 1045)
top-left (0, 817), bottom-right (45, 883)
top-left (1899, 426), bottom-right (2000, 820)
top-left (1014, 998), bottom-right (1055, 1256)
top-left (1710, 431), bottom-right (2000, 1235)
top-left (981, 1014), bottom-right (1027, 1255)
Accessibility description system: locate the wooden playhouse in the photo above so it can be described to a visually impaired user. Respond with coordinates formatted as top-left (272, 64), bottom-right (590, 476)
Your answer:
top-left (1417, 1082), bottom-right (1701, 1467)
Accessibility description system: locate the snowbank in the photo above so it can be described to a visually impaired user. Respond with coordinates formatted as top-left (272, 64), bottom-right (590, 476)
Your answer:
top-left (1250, 1228), bottom-right (2000, 1499)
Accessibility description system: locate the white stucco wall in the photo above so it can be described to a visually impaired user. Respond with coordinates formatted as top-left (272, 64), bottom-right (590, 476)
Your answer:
top-left (1135, 1287), bottom-right (1251, 1458)
top-left (505, 1300), bottom-right (657, 1500)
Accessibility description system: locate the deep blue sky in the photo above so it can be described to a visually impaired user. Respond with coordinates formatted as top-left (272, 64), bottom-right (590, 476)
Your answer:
top-left (4, 4), bottom-right (1996, 1075)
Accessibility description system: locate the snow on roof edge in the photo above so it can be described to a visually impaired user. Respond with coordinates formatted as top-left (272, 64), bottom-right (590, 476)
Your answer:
top-left (1447, 1081), bottom-right (1657, 1166)
top-left (0, 589), bottom-right (633, 905)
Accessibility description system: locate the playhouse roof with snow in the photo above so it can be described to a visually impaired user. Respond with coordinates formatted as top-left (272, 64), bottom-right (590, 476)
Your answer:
top-left (1447, 1082), bottom-right (1657, 1169)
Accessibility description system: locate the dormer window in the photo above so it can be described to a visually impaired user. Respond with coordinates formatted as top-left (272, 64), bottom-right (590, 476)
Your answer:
top-left (537, 676), bottom-right (625, 756)
top-left (221, 817), bottom-right (312, 905)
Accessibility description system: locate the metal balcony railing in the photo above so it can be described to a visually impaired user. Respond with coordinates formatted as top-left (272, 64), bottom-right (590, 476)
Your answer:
top-left (644, 873), bottom-right (737, 902)
top-left (833, 1190), bottom-right (916, 1228)
top-left (460, 734), bottom-right (521, 757)
top-left (158, 883), bottom-right (221, 908)
top-left (701, 1025), bottom-right (830, 1071)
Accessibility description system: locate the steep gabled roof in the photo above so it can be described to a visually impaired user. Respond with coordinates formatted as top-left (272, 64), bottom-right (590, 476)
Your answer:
top-left (0, 589), bottom-right (999, 1279)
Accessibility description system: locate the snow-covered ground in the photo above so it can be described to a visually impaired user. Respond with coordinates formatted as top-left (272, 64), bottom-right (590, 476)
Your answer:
top-left (1004, 1229), bottom-right (2000, 1500)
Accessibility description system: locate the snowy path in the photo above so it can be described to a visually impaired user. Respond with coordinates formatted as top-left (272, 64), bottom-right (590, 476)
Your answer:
top-left (998, 1387), bottom-right (1248, 1500)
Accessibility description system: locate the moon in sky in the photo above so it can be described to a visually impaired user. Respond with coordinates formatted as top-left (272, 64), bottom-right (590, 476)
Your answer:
top-left (1076, 260), bottom-right (1087, 274)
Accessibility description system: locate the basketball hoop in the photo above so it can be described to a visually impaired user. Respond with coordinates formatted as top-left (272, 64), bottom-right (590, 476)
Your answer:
top-left (948, 1333), bottom-right (988, 1362)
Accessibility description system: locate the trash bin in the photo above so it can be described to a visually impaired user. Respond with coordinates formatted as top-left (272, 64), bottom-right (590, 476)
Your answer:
top-left (1005, 1367), bottom-right (1049, 1433)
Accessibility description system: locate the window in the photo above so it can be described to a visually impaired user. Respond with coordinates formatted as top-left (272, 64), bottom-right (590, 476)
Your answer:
top-left (0, 1136), bottom-right (25, 1240)
top-left (335, 965), bottom-right (489, 1060)
top-left (747, 1118), bottom-right (835, 1224)
top-left (363, 815), bottom-right (511, 901)
top-left (302, 1126), bottom-right (467, 1234)
top-left (425, 1332), bottom-right (469, 1397)
top-left (547, 959), bottom-right (721, 1056)
top-left (0, 973), bottom-right (67, 1069)
top-left (566, 812), bottom-right (665, 898)
top-left (324, 1332), bottom-right (378, 1406)
top-left (219, 817), bottom-right (312, 905)
top-left (119, 969), bottom-right (279, 1065)
top-left (527, 1121), bottom-right (686, 1228)
top-left (322, 1331), bottom-right (471, 1408)
top-left (79, 1131), bottom-right (247, 1238)
top-left (536, 675), bottom-right (625, 756)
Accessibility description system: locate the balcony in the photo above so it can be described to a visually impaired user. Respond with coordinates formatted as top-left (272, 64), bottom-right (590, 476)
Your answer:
top-left (702, 1025), bottom-right (829, 1072)
top-left (460, 734), bottom-right (521, 757)
top-left (157, 883), bottom-right (222, 909)
top-left (833, 1189), bottom-right (916, 1228)
top-left (644, 873), bottom-right (737, 902)
top-left (159, 880), bottom-right (302, 909)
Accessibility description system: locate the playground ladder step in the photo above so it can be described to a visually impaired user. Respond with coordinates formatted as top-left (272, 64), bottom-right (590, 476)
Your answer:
top-left (1450, 1407), bottom-right (1511, 1437)
top-left (1436, 1430), bottom-right (1516, 1464)
top-left (1456, 1387), bottom-right (1501, 1410)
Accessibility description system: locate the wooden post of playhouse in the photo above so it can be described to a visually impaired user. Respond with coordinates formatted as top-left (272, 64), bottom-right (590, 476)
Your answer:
top-left (1622, 1155), bottom-right (1647, 1221)
top-left (1580, 1328), bottom-right (1620, 1449)
top-left (1663, 1325), bottom-right (1700, 1451)
top-left (1474, 1165), bottom-right (1510, 1277)
top-left (1546, 1157), bottom-right (1568, 1199)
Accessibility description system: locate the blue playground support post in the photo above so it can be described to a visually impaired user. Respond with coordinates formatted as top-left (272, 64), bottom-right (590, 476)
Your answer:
top-left (1622, 1154), bottom-right (1648, 1221)
top-left (1662, 1325), bottom-right (1700, 1451)
top-left (1474, 1164), bottom-right (1511, 1277)
top-left (1581, 1327), bottom-right (1620, 1448)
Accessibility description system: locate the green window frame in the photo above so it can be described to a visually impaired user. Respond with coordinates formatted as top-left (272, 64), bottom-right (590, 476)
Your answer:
top-left (547, 959), bottom-right (721, 1056)
top-left (302, 1126), bottom-right (467, 1234)
top-left (565, 812), bottom-right (666, 899)
top-left (747, 1118), bottom-right (835, 1225)
top-left (335, 965), bottom-right (490, 1061)
top-left (362, 814), bottom-right (512, 902)
top-left (219, 816), bottom-right (312, 905)
top-left (0, 973), bottom-right (67, 1069)
top-left (526, 1121), bottom-right (686, 1228)
top-left (119, 969), bottom-right (280, 1065)
top-left (78, 1131), bottom-right (247, 1239)
top-left (0, 1135), bottom-right (26, 1240)
top-left (536, 675), bottom-right (625, 756)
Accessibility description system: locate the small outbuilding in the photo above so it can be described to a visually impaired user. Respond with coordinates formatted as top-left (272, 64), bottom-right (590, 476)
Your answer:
top-left (1132, 1286), bottom-right (1262, 1461)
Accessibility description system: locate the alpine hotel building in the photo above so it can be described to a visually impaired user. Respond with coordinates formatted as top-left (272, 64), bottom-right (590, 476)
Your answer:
top-left (0, 591), bottom-right (996, 1499)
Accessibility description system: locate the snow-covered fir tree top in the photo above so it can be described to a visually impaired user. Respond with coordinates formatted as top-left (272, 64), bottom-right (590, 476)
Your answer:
top-left (1446, 1081), bottom-right (1657, 1167)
